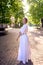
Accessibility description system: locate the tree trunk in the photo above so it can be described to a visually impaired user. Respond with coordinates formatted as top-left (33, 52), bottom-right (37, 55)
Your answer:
top-left (41, 18), bottom-right (43, 27)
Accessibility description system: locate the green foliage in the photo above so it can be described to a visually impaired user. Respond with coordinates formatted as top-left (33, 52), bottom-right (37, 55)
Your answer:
top-left (0, 0), bottom-right (10, 23)
top-left (27, 0), bottom-right (43, 26)
top-left (8, 0), bottom-right (24, 23)
top-left (0, 0), bottom-right (24, 24)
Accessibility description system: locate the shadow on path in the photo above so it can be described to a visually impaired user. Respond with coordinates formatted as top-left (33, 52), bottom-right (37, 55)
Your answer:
top-left (17, 60), bottom-right (33, 65)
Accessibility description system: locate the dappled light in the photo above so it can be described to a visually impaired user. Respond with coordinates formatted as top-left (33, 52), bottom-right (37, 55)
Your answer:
top-left (0, 0), bottom-right (43, 65)
top-left (0, 27), bottom-right (43, 65)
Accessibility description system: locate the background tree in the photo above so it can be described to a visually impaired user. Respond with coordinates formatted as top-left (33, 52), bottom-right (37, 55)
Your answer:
top-left (10, 0), bottom-right (24, 26)
top-left (0, 0), bottom-right (24, 27)
top-left (27, 0), bottom-right (43, 27)
top-left (0, 0), bottom-right (10, 24)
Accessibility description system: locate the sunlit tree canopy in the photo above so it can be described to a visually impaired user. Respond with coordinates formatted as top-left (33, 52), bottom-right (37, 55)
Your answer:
top-left (27, 0), bottom-right (43, 26)
top-left (0, 0), bottom-right (24, 24)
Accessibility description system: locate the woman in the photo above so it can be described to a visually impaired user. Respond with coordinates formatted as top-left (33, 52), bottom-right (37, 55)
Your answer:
top-left (17, 18), bottom-right (31, 64)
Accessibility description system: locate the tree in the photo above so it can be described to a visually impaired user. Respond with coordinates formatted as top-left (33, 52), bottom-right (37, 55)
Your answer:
top-left (0, 0), bottom-right (10, 23)
top-left (0, 0), bottom-right (24, 26)
top-left (9, 0), bottom-right (24, 25)
top-left (27, 0), bottom-right (43, 27)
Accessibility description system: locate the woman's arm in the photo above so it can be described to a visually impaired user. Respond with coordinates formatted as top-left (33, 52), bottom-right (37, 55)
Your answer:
top-left (17, 32), bottom-right (22, 41)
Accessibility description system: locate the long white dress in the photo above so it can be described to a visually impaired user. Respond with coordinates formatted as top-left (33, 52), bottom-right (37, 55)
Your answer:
top-left (17, 24), bottom-right (31, 64)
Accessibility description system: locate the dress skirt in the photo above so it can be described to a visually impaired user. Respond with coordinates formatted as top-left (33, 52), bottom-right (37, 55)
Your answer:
top-left (17, 34), bottom-right (31, 63)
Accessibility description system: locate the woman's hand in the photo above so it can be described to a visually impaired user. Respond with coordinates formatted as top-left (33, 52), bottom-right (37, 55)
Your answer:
top-left (16, 32), bottom-right (22, 41)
